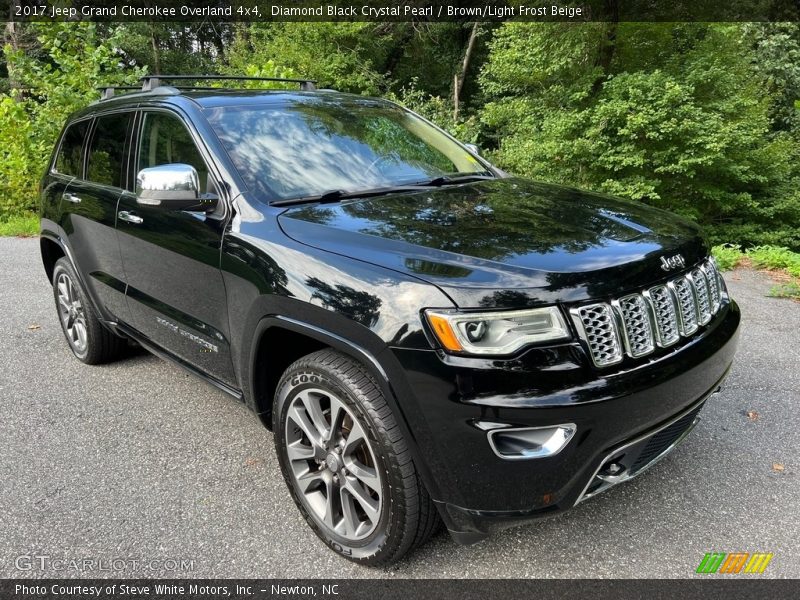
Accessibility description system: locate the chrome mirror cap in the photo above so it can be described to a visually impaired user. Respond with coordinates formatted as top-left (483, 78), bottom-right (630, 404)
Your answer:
top-left (136, 163), bottom-right (200, 207)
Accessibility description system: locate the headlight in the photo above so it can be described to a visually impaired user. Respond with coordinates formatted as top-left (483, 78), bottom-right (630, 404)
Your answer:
top-left (424, 306), bottom-right (571, 355)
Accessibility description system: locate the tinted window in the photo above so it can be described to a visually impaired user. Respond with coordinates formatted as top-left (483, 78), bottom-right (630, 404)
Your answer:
top-left (54, 120), bottom-right (89, 177)
top-left (138, 113), bottom-right (209, 191)
top-left (86, 113), bottom-right (131, 188)
top-left (206, 100), bottom-right (490, 201)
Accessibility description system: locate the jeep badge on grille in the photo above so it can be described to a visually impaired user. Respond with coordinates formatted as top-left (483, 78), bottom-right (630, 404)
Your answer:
top-left (660, 254), bottom-right (686, 271)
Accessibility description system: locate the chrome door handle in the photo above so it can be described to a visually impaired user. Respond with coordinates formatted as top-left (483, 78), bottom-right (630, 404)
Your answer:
top-left (118, 211), bottom-right (143, 225)
top-left (62, 192), bottom-right (82, 204)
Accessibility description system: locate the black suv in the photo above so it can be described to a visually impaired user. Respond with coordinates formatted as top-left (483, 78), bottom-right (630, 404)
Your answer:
top-left (40, 75), bottom-right (740, 565)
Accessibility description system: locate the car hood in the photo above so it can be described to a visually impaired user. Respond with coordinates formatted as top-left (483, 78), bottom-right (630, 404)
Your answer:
top-left (277, 178), bottom-right (707, 308)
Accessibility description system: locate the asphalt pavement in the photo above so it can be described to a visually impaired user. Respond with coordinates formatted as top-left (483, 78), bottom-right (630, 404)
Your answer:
top-left (0, 237), bottom-right (797, 578)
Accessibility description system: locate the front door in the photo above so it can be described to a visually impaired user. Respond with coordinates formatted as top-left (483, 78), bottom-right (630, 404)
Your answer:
top-left (116, 110), bottom-right (236, 386)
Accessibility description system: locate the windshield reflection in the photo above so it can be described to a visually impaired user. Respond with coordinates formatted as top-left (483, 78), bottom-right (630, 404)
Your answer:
top-left (206, 96), bottom-right (488, 201)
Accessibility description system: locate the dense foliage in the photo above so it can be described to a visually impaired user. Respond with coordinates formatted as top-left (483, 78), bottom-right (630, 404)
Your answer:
top-left (1, 21), bottom-right (798, 249)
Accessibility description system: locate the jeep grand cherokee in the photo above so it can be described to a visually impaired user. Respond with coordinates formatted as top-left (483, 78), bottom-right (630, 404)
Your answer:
top-left (39, 75), bottom-right (740, 565)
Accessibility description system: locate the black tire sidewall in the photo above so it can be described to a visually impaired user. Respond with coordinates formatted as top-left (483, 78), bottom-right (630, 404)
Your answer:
top-left (273, 360), bottom-right (406, 564)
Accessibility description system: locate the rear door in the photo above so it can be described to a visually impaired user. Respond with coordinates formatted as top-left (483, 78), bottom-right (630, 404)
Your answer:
top-left (42, 119), bottom-right (89, 227)
top-left (116, 109), bottom-right (236, 386)
top-left (59, 111), bottom-right (133, 322)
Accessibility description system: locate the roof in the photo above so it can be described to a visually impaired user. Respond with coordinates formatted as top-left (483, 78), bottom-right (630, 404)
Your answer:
top-left (74, 86), bottom-right (389, 120)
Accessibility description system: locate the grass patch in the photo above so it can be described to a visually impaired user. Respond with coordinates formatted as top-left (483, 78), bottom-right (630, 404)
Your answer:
top-left (710, 243), bottom-right (743, 271)
top-left (0, 213), bottom-right (39, 237)
top-left (712, 244), bottom-right (800, 300)
top-left (746, 245), bottom-right (800, 278)
top-left (768, 281), bottom-right (800, 300)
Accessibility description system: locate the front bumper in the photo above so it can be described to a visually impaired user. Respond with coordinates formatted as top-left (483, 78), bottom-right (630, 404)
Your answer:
top-left (386, 300), bottom-right (740, 543)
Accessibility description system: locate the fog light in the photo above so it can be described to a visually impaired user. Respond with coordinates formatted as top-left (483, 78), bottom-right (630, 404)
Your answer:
top-left (488, 424), bottom-right (576, 460)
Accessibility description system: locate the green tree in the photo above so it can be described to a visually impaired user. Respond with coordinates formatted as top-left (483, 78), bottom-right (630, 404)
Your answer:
top-left (0, 23), bottom-right (143, 217)
top-left (479, 23), bottom-right (800, 249)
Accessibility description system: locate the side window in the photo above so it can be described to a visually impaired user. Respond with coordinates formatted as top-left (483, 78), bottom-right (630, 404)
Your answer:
top-left (138, 113), bottom-right (210, 192)
top-left (54, 120), bottom-right (89, 177)
top-left (86, 113), bottom-right (132, 188)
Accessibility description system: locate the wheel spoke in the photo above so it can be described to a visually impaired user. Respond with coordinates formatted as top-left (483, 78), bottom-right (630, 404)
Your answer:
top-left (321, 477), bottom-right (338, 529)
top-left (75, 322), bottom-right (88, 350)
top-left (343, 477), bottom-right (379, 521)
top-left (327, 397), bottom-right (346, 443)
top-left (338, 487), bottom-right (360, 537)
top-left (298, 390), bottom-right (331, 442)
top-left (58, 295), bottom-right (70, 313)
top-left (342, 419), bottom-right (366, 455)
top-left (288, 403), bottom-right (325, 451)
top-left (346, 461), bottom-right (381, 493)
top-left (286, 440), bottom-right (315, 462)
top-left (57, 279), bottom-right (69, 302)
top-left (296, 470), bottom-right (324, 494)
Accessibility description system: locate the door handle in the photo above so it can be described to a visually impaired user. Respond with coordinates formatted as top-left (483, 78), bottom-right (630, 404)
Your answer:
top-left (118, 211), bottom-right (143, 225)
top-left (62, 192), bottom-right (82, 204)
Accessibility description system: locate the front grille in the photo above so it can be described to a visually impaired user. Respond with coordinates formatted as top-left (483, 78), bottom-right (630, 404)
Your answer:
top-left (571, 258), bottom-right (727, 367)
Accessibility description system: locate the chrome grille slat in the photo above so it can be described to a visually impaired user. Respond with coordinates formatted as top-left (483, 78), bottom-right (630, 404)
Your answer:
top-left (572, 258), bottom-right (727, 367)
top-left (572, 304), bottom-right (623, 367)
top-left (645, 285), bottom-right (680, 346)
top-left (691, 268), bottom-right (712, 325)
top-left (703, 260), bottom-right (721, 313)
top-left (671, 276), bottom-right (699, 335)
top-left (615, 294), bottom-right (655, 357)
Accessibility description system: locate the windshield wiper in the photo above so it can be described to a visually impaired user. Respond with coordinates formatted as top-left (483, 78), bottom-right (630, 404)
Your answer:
top-left (270, 174), bottom-right (497, 208)
top-left (270, 184), bottom-right (431, 208)
top-left (416, 173), bottom-right (496, 187)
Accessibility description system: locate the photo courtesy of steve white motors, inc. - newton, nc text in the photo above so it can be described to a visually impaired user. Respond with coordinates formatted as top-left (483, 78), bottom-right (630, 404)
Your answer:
top-left (1, 0), bottom-right (800, 598)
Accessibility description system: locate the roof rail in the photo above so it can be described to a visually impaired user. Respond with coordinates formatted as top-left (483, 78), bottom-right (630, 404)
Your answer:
top-left (98, 86), bottom-right (142, 100)
top-left (98, 75), bottom-right (319, 101)
top-left (140, 75), bottom-right (317, 91)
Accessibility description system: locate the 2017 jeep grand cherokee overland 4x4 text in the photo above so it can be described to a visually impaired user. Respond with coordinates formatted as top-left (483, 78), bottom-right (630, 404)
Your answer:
top-left (39, 75), bottom-right (739, 565)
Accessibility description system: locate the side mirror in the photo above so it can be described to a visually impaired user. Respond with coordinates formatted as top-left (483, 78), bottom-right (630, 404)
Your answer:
top-left (464, 143), bottom-right (481, 156)
top-left (135, 164), bottom-right (217, 211)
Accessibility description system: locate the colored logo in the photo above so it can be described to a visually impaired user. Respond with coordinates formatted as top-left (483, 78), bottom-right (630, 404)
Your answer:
top-left (696, 552), bottom-right (773, 574)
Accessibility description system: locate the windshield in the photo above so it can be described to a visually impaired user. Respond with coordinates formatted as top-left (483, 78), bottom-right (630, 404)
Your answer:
top-left (206, 98), bottom-right (491, 201)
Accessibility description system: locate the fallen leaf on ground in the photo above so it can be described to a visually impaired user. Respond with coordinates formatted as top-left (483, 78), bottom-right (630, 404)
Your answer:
top-left (772, 463), bottom-right (785, 472)
top-left (244, 457), bottom-right (262, 467)
top-left (27, 323), bottom-right (41, 331)
top-left (745, 410), bottom-right (759, 421)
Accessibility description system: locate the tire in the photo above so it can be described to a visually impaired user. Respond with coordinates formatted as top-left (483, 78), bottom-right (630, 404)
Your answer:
top-left (52, 257), bottom-right (125, 365)
top-left (273, 349), bottom-right (440, 565)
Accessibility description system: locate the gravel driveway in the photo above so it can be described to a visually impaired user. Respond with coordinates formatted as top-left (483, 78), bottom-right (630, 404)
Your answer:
top-left (0, 237), bottom-right (797, 578)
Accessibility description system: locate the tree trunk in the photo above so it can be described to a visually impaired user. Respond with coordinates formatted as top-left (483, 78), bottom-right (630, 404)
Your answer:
top-left (4, 10), bottom-right (20, 92)
top-left (591, 0), bottom-right (619, 96)
top-left (453, 22), bottom-right (480, 123)
top-left (149, 22), bottom-right (161, 75)
top-left (453, 73), bottom-right (460, 122)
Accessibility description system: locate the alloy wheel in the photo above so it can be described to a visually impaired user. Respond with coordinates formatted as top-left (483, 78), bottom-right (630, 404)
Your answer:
top-left (284, 387), bottom-right (384, 541)
top-left (56, 272), bottom-right (88, 355)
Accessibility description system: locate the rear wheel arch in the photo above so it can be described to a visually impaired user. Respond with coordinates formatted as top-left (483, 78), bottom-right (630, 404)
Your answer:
top-left (41, 236), bottom-right (66, 282)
